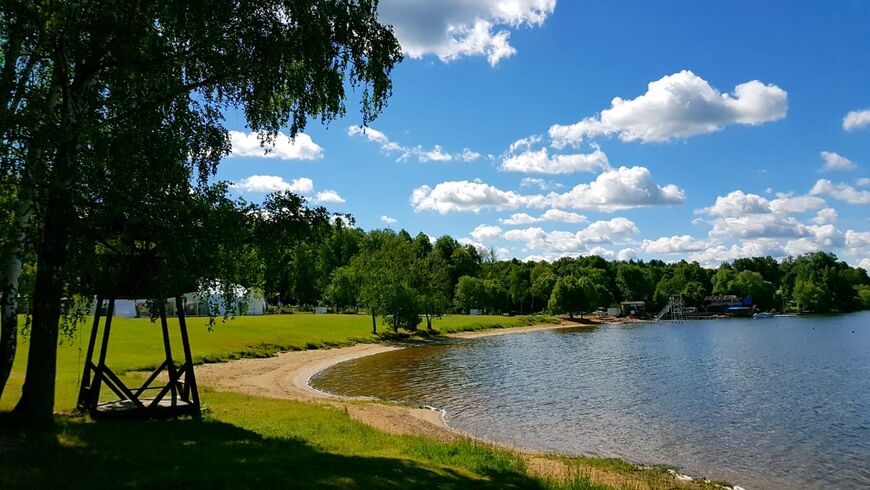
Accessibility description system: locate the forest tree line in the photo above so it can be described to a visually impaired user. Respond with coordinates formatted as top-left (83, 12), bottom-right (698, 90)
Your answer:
top-left (238, 193), bottom-right (870, 331)
top-left (5, 190), bottom-right (870, 335)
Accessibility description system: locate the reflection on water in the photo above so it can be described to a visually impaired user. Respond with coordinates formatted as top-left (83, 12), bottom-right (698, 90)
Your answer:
top-left (312, 312), bottom-right (870, 489)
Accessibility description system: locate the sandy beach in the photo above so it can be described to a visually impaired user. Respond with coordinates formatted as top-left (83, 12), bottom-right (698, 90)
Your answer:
top-left (196, 322), bottom-right (584, 442)
top-left (195, 320), bottom-right (716, 488)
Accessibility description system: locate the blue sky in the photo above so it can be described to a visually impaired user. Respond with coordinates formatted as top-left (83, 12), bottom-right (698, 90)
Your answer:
top-left (216, 0), bottom-right (870, 269)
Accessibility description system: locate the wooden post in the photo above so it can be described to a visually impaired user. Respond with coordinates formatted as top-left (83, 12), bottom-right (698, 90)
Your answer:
top-left (89, 298), bottom-right (115, 407)
top-left (77, 297), bottom-right (103, 409)
top-left (175, 296), bottom-right (200, 409)
top-left (159, 303), bottom-right (177, 407)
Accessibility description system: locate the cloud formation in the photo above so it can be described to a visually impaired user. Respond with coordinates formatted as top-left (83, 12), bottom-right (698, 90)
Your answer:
top-left (229, 131), bottom-right (323, 160)
top-left (810, 179), bottom-right (870, 204)
top-left (843, 109), bottom-right (870, 131)
top-left (470, 224), bottom-right (504, 242)
top-left (231, 175), bottom-right (344, 205)
top-left (548, 70), bottom-right (787, 146)
top-left (381, 215), bottom-right (397, 224)
top-left (641, 235), bottom-right (714, 254)
top-left (347, 125), bottom-right (480, 163)
top-left (378, 0), bottom-right (556, 66)
top-left (231, 175), bottom-right (314, 194)
top-left (411, 166), bottom-right (684, 214)
top-left (501, 142), bottom-right (609, 174)
top-left (502, 218), bottom-right (639, 257)
top-left (548, 166), bottom-right (685, 211)
top-left (820, 151), bottom-right (856, 171)
top-left (699, 190), bottom-right (825, 217)
top-left (314, 190), bottom-right (346, 204)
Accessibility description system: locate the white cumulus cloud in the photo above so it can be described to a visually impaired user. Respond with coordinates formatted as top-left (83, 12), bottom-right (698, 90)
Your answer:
top-left (314, 190), bottom-right (345, 204)
top-left (549, 166), bottom-right (685, 212)
top-left (641, 235), bottom-right (714, 254)
top-left (378, 0), bottom-right (556, 67)
top-left (501, 145), bottom-right (609, 174)
top-left (348, 125), bottom-right (480, 163)
top-left (811, 207), bottom-right (838, 225)
top-left (231, 175), bottom-right (314, 194)
top-left (843, 109), bottom-right (870, 131)
top-left (412, 166), bottom-right (683, 214)
top-left (381, 215), bottom-right (397, 225)
top-left (548, 70), bottom-right (787, 146)
top-left (229, 131), bottom-right (322, 160)
top-left (700, 190), bottom-right (824, 217)
top-left (520, 177), bottom-right (562, 191)
top-left (688, 240), bottom-right (785, 267)
top-left (810, 179), bottom-right (870, 204)
top-left (820, 151), bottom-right (856, 171)
top-left (470, 224), bottom-right (504, 242)
top-left (503, 218), bottom-right (639, 258)
top-left (411, 180), bottom-right (547, 214)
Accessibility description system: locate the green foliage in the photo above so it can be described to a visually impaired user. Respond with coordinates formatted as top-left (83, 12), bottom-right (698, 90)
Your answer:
top-left (794, 278), bottom-right (825, 312)
top-left (615, 263), bottom-right (652, 303)
top-left (324, 266), bottom-right (358, 312)
top-left (681, 281), bottom-right (707, 307)
top-left (531, 271), bottom-right (558, 310)
top-left (548, 276), bottom-right (586, 317)
top-left (454, 276), bottom-right (487, 313)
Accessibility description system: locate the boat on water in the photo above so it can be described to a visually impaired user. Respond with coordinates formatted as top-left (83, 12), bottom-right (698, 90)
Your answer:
top-left (753, 312), bottom-right (774, 319)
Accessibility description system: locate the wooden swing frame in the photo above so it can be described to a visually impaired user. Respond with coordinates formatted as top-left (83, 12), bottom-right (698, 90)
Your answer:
top-left (76, 296), bottom-right (200, 419)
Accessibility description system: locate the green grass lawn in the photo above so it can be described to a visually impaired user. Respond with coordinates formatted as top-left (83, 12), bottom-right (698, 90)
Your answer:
top-left (1, 313), bottom-right (717, 490)
top-left (0, 313), bottom-right (555, 412)
top-left (2, 389), bottom-right (605, 489)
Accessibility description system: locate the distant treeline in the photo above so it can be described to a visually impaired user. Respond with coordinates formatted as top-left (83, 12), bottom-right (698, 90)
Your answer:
top-left (6, 191), bottom-right (869, 333)
top-left (248, 194), bottom-right (870, 331)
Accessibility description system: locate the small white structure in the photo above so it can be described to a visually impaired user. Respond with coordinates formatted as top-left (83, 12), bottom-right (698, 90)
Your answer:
top-left (607, 307), bottom-right (621, 316)
top-left (176, 286), bottom-right (266, 316)
top-left (111, 300), bottom-right (138, 318)
top-left (313, 306), bottom-right (328, 314)
top-left (469, 308), bottom-right (482, 316)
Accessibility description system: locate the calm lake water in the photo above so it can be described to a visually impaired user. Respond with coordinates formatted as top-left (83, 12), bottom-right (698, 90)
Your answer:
top-left (311, 312), bottom-right (870, 489)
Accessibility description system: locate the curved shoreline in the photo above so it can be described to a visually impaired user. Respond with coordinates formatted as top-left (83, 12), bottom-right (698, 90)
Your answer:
top-left (196, 322), bottom-right (585, 441)
top-left (195, 321), bottom-right (726, 488)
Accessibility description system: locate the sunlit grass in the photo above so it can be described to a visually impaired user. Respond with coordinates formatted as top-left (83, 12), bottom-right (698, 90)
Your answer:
top-left (0, 313), bottom-right (555, 412)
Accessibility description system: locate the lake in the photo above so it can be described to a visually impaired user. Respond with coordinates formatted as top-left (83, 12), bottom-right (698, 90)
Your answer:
top-left (311, 312), bottom-right (870, 489)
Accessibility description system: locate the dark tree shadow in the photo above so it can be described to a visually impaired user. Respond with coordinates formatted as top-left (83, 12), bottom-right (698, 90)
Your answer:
top-left (0, 415), bottom-right (546, 489)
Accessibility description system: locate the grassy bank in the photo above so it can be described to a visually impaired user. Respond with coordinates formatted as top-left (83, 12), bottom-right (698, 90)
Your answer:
top-left (1, 313), bottom-right (722, 489)
top-left (1, 389), bottom-right (720, 490)
top-left (1, 313), bottom-right (554, 412)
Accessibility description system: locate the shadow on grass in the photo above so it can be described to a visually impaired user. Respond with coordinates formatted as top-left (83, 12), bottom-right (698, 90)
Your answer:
top-left (0, 415), bottom-right (546, 490)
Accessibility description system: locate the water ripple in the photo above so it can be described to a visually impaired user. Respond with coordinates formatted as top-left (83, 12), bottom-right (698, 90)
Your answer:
top-left (312, 313), bottom-right (870, 489)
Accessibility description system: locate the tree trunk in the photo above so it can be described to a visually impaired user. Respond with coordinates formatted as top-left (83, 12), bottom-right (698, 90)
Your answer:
top-left (0, 198), bottom-right (32, 399)
top-left (13, 181), bottom-right (72, 423)
top-left (13, 81), bottom-right (76, 422)
top-left (371, 312), bottom-right (376, 335)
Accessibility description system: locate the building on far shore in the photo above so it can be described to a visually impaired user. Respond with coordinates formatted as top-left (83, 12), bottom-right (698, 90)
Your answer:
top-left (620, 301), bottom-right (646, 317)
top-left (704, 295), bottom-right (740, 313)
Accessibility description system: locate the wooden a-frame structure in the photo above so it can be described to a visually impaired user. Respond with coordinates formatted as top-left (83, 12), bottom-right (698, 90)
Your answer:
top-left (77, 296), bottom-right (200, 419)
top-left (76, 257), bottom-right (201, 419)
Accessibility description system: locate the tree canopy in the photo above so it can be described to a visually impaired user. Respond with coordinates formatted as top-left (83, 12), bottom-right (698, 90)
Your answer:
top-left (0, 0), bottom-right (401, 422)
